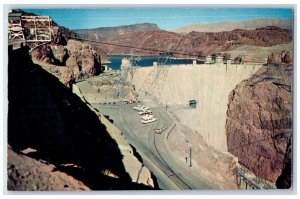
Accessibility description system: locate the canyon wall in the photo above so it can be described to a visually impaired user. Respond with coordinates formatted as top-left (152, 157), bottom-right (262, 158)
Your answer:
top-left (225, 66), bottom-right (292, 186)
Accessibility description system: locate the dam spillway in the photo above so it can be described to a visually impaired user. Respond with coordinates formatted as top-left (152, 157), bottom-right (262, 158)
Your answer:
top-left (128, 63), bottom-right (262, 151)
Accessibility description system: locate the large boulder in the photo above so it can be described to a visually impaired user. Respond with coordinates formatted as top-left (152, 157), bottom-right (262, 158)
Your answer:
top-left (31, 39), bottom-right (103, 84)
top-left (226, 66), bottom-right (292, 186)
top-left (65, 39), bottom-right (100, 80)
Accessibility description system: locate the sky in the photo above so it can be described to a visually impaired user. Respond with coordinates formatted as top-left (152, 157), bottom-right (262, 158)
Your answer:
top-left (22, 8), bottom-right (293, 30)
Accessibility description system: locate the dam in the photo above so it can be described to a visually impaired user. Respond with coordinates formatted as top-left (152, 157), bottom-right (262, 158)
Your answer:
top-left (127, 63), bottom-right (262, 151)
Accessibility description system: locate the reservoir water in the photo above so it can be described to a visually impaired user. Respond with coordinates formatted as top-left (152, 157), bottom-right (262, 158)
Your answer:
top-left (107, 55), bottom-right (203, 70)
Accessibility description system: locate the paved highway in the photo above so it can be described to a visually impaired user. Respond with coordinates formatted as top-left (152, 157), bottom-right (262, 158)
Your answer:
top-left (91, 99), bottom-right (215, 190)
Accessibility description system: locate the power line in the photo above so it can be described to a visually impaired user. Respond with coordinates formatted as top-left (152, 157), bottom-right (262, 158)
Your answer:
top-left (64, 36), bottom-right (266, 63)
top-left (66, 36), bottom-right (203, 58)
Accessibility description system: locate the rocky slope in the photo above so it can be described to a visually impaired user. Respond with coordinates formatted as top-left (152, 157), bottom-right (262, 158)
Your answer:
top-left (97, 27), bottom-right (292, 57)
top-left (8, 146), bottom-right (90, 191)
top-left (173, 18), bottom-right (292, 34)
top-left (225, 64), bottom-right (292, 187)
top-left (73, 23), bottom-right (160, 40)
top-left (222, 43), bottom-right (292, 63)
top-left (8, 47), bottom-right (154, 190)
top-left (102, 30), bottom-right (181, 55)
top-left (77, 74), bottom-right (138, 104)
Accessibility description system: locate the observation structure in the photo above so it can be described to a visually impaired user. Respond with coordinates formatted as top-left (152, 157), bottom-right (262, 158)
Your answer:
top-left (8, 11), bottom-right (53, 50)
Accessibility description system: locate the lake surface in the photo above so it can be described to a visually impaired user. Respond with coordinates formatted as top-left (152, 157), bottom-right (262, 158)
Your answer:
top-left (107, 55), bottom-right (203, 70)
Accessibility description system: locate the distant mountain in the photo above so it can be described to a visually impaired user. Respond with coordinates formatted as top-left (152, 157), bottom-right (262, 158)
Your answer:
top-left (73, 23), bottom-right (160, 40)
top-left (96, 26), bottom-right (292, 57)
top-left (173, 18), bottom-right (292, 34)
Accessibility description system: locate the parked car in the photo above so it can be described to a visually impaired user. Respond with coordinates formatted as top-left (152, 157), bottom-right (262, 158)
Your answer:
top-left (141, 117), bottom-right (157, 124)
top-left (139, 110), bottom-right (152, 115)
top-left (122, 100), bottom-right (129, 104)
top-left (154, 127), bottom-right (167, 134)
top-left (141, 114), bottom-right (154, 120)
top-left (134, 105), bottom-right (149, 111)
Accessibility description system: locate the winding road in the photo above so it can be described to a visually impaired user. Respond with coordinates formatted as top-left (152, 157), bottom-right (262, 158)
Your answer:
top-left (91, 99), bottom-right (214, 190)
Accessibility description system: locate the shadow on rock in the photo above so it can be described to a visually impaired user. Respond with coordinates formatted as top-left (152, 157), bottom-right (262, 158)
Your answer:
top-left (8, 46), bottom-right (153, 190)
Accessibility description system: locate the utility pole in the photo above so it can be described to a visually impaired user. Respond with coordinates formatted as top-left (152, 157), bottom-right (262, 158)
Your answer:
top-left (166, 100), bottom-right (168, 111)
top-left (189, 147), bottom-right (192, 167)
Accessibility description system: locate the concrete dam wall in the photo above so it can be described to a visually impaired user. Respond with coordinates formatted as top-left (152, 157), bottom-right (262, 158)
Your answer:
top-left (128, 63), bottom-right (262, 151)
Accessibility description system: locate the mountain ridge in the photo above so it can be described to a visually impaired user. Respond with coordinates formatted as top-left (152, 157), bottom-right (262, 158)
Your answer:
top-left (97, 26), bottom-right (292, 57)
top-left (173, 18), bottom-right (292, 34)
top-left (73, 23), bottom-right (160, 40)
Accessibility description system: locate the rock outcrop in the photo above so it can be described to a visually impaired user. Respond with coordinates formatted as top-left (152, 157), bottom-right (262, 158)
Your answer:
top-left (267, 50), bottom-right (292, 66)
top-left (77, 74), bottom-right (138, 104)
top-left (15, 9), bottom-right (109, 86)
top-left (65, 39), bottom-right (101, 80)
top-left (31, 39), bottom-right (104, 84)
top-left (226, 65), bottom-right (292, 186)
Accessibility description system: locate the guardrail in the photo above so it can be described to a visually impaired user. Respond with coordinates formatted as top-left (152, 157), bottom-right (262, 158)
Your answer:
top-left (237, 169), bottom-right (262, 190)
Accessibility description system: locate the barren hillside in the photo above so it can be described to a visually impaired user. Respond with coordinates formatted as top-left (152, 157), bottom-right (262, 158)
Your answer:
top-left (73, 23), bottom-right (160, 40)
top-left (173, 18), bottom-right (292, 34)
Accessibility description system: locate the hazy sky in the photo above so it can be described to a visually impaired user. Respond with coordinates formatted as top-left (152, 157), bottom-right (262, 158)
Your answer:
top-left (23, 8), bottom-right (293, 30)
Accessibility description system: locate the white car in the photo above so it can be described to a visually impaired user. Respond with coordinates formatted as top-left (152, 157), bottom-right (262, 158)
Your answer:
top-left (141, 114), bottom-right (154, 120)
top-left (141, 117), bottom-right (157, 124)
top-left (138, 110), bottom-right (152, 115)
top-left (154, 127), bottom-right (167, 134)
top-left (140, 106), bottom-right (150, 111)
top-left (134, 105), bottom-right (150, 112)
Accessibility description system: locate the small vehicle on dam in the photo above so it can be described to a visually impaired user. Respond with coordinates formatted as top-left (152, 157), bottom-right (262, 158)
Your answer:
top-left (154, 127), bottom-right (167, 134)
top-left (141, 117), bottom-right (157, 124)
top-left (141, 114), bottom-right (154, 120)
top-left (134, 105), bottom-right (150, 112)
top-left (139, 110), bottom-right (153, 115)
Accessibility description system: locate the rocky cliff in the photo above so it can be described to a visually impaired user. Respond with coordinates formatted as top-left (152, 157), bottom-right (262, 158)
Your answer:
top-left (225, 64), bottom-right (292, 187)
top-left (97, 27), bottom-right (292, 57)
top-left (73, 23), bottom-right (160, 40)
